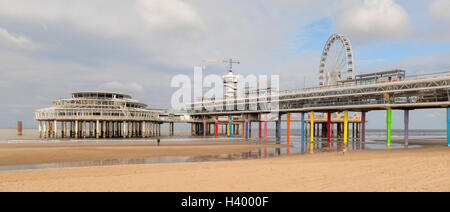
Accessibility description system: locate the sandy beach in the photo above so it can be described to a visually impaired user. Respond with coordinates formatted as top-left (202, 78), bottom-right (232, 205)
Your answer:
top-left (0, 139), bottom-right (448, 192)
top-left (0, 140), bottom-right (281, 166)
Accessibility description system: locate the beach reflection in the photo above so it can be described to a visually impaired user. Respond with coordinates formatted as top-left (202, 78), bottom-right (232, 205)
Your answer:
top-left (0, 138), bottom-right (420, 171)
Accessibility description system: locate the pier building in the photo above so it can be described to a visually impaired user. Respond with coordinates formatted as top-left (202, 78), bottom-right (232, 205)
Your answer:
top-left (34, 91), bottom-right (162, 139)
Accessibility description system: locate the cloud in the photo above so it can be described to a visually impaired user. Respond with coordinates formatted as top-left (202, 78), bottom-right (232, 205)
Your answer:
top-left (137, 0), bottom-right (203, 30)
top-left (0, 27), bottom-right (38, 50)
top-left (366, 51), bottom-right (450, 74)
top-left (336, 0), bottom-right (411, 43)
top-left (429, 0), bottom-right (450, 22)
top-left (99, 81), bottom-right (145, 93)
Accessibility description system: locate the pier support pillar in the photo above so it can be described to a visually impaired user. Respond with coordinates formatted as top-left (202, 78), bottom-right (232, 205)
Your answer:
top-left (249, 122), bottom-right (252, 139)
top-left (89, 121), bottom-right (93, 138)
top-left (344, 111), bottom-right (348, 143)
top-left (102, 121), bottom-right (106, 138)
top-left (362, 112), bottom-right (366, 143)
top-left (83, 121), bottom-right (87, 139)
top-left (142, 121), bottom-right (146, 138)
top-left (264, 114), bottom-right (268, 141)
top-left (387, 109), bottom-right (392, 146)
top-left (53, 120), bottom-right (57, 139)
top-left (327, 112), bottom-right (331, 145)
top-left (215, 116), bottom-right (218, 137)
top-left (38, 121), bottom-right (42, 139)
top-left (447, 108), bottom-right (450, 147)
top-left (60, 121), bottom-right (64, 138)
top-left (310, 112), bottom-right (314, 142)
top-left (123, 121), bottom-right (126, 138)
top-left (258, 115), bottom-right (262, 140)
top-left (242, 122), bottom-right (245, 138)
top-left (228, 115), bottom-right (232, 138)
top-left (245, 115), bottom-right (249, 140)
top-left (287, 112), bottom-right (290, 145)
top-left (203, 116), bottom-right (206, 137)
top-left (301, 113), bottom-right (305, 143)
top-left (75, 120), bottom-right (78, 139)
top-left (276, 113), bottom-right (281, 143)
top-left (404, 110), bottom-right (409, 146)
top-left (96, 120), bottom-right (99, 139)
top-left (43, 121), bottom-right (47, 139)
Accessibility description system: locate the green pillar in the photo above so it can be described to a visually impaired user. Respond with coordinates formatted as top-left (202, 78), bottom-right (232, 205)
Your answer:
top-left (387, 108), bottom-right (392, 146)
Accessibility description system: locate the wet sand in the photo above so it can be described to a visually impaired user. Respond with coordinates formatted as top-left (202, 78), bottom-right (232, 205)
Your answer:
top-left (0, 139), bottom-right (448, 192)
top-left (0, 140), bottom-right (281, 166)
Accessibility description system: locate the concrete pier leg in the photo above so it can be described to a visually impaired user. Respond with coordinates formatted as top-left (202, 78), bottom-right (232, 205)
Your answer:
top-left (43, 121), bottom-right (47, 139)
top-left (89, 121), bottom-right (93, 138)
top-left (61, 121), bottom-right (64, 138)
top-left (387, 109), bottom-right (392, 146)
top-left (301, 113), bottom-right (305, 143)
top-left (53, 120), bottom-right (57, 139)
top-left (158, 123), bottom-right (161, 136)
top-left (404, 110), bottom-right (409, 146)
top-left (96, 120), bottom-right (100, 139)
top-left (83, 121), bottom-right (87, 139)
top-left (102, 121), bottom-right (106, 138)
top-left (215, 116), bottom-right (218, 137)
top-left (122, 121), bottom-right (126, 138)
top-left (203, 117), bottom-right (206, 137)
top-left (310, 112), bottom-right (314, 142)
top-left (172, 122), bottom-right (175, 136)
top-left (109, 121), bottom-right (113, 138)
top-left (249, 122), bottom-right (252, 139)
top-left (344, 111), bottom-right (348, 143)
top-left (362, 112), bottom-right (366, 143)
top-left (143, 121), bottom-right (146, 138)
top-left (48, 121), bottom-right (52, 138)
top-left (38, 121), bottom-right (42, 139)
top-left (128, 121), bottom-right (131, 138)
top-left (69, 121), bottom-right (73, 138)
top-left (75, 120), bottom-right (78, 139)
top-left (327, 112), bottom-right (331, 145)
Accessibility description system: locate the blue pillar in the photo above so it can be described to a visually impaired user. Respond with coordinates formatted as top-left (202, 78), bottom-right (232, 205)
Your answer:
top-left (245, 114), bottom-right (249, 140)
top-left (301, 113), bottom-right (305, 142)
top-left (447, 108), bottom-right (450, 146)
top-left (229, 115), bottom-right (232, 138)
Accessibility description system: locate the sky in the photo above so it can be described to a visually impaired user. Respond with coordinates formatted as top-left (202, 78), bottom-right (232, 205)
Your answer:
top-left (0, 0), bottom-right (449, 129)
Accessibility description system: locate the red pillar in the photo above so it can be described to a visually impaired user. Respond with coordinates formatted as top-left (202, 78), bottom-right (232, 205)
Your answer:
top-left (259, 121), bottom-right (262, 140)
top-left (327, 112), bottom-right (331, 145)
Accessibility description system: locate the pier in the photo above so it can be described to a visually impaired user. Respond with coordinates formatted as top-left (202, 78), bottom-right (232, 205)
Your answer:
top-left (34, 91), bottom-right (163, 139)
top-left (33, 34), bottom-right (450, 147)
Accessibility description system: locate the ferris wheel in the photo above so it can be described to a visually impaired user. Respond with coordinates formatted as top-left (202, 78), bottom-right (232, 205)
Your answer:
top-left (318, 34), bottom-right (354, 86)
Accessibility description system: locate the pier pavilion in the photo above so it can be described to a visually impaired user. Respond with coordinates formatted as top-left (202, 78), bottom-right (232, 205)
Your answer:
top-left (34, 91), bottom-right (162, 139)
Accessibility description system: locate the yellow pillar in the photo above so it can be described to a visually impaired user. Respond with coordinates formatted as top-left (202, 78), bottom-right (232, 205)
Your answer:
top-left (310, 111), bottom-right (314, 142)
top-left (344, 110), bottom-right (348, 143)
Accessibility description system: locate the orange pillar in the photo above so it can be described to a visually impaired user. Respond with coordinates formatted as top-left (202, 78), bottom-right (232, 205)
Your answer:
top-left (264, 114), bottom-right (268, 141)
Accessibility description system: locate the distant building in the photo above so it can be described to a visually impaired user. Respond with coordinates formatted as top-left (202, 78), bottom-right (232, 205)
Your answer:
top-left (34, 91), bottom-right (161, 139)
